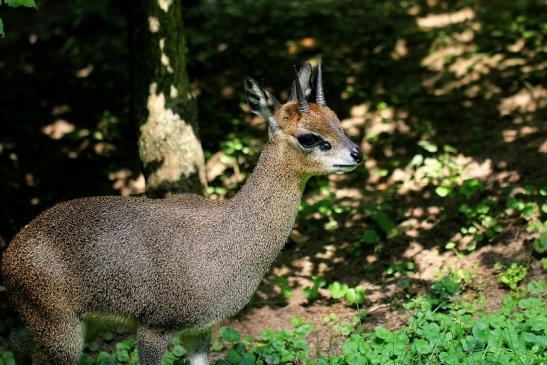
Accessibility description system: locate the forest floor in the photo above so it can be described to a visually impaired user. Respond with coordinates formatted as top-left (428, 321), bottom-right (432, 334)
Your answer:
top-left (0, 0), bottom-right (545, 364)
top-left (212, 115), bottom-right (545, 359)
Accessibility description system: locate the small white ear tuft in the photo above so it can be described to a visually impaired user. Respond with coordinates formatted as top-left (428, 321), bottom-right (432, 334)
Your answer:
top-left (244, 77), bottom-right (281, 129)
top-left (290, 63), bottom-right (313, 100)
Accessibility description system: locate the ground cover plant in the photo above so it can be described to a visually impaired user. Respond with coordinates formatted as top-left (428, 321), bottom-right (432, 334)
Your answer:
top-left (0, 0), bottom-right (545, 364)
top-left (6, 277), bottom-right (542, 365)
top-left (213, 283), bottom-right (547, 365)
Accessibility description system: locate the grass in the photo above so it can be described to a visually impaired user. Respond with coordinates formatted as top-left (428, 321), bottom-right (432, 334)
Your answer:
top-left (212, 278), bottom-right (547, 365)
top-left (2, 277), bottom-right (543, 364)
top-left (0, 0), bottom-right (546, 364)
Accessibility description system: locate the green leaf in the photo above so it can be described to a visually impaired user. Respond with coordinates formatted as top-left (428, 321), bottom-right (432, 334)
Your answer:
top-left (161, 355), bottom-right (174, 365)
top-left (88, 341), bottom-right (100, 352)
top-left (361, 229), bottom-right (380, 244)
top-left (328, 282), bottom-right (348, 299)
top-left (374, 326), bottom-right (392, 340)
top-left (0, 18), bottom-right (4, 38)
top-left (211, 341), bottom-right (224, 351)
top-left (445, 241), bottom-right (456, 250)
top-left (527, 280), bottom-right (547, 294)
top-left (439, 350), bottom-right (460, 365)
top-left (459, 178), bottom-right (484, 197)
top-left (96, 352), bottom-right (112, 361)
top-left (422, 322), bottom-right (441, 340)
top-left (116, 349), bottom-right (129, 362)
top-left (435, 185), bottom-right (452, 197)
top-left (371, 212), bottom-right (398, 238)
top-left (0, 351), bottom-right (16, 365)
top-left (345, 286), bottom-right (365, 305)
top-left (410, 154), bottom-right (424, 166)
top-left (172, 344), bottom-right (186, 357)
top-left (522, 332), bottom-right (547, 346)
top-left (226, 350), bottom-right (241, 364)
top-left (291, 316), bottom-right (304, 327)
top-left (303, 285), bottom-right (318, 300)
top-left (312, 275), bottom-right (326, 287)
top-left (5, 0), bottom-right (37, 7)
top-left (498, 263), bottom-right (528, 289)
top-left (472, 322), bottom-right (489, 341)
top-left (376, 101), bottom-right (389, 110)
top-left (304, 275), bottom-right (326, 301)
top-left (220, 327), bottom-right (240, 343)
top-left (522, 202), bottom-right (538, 217)
top-left (333, 320), bottom-right (353, 336)
top-left (274, 276), bottom-right (293, 299)
top-left (414, 338), bottom-right (433, 354)
top-left (418, 140), bottom-right (438, 153)
top-left (518, 297), bottom-right (543, 310)
top-left (239, 352), bottom-right (256, 365)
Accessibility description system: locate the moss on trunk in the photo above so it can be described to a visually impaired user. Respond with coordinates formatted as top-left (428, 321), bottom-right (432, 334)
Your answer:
top-left (131, 0), bottom-right (206, 198)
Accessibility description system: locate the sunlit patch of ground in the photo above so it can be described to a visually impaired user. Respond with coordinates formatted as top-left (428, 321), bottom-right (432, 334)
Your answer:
top-left (0, 0), bottom-right (545, 362)
top-left (207, 0), bottom-right (546, 356)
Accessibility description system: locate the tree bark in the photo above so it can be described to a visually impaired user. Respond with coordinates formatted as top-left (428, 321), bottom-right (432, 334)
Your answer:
top-left (131, 0), bottom-right (206, 198)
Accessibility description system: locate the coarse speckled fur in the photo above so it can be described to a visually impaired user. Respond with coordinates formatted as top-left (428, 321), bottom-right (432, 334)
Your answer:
top-left (1, 64), bottom-right (362, 365)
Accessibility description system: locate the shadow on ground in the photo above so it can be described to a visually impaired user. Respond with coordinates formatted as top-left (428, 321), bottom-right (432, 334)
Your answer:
top-left (0, 0), bottom-right (545, 356)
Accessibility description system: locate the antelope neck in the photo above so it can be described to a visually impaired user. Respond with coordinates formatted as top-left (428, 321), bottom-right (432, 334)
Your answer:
top-left (226, 142), bottom-right (308, 270)
top-left (231, 142), bottom-right (307, 210)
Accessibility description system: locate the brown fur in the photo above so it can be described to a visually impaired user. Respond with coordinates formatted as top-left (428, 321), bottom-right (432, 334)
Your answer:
top-left (1, 74), bottom-right (361, 365)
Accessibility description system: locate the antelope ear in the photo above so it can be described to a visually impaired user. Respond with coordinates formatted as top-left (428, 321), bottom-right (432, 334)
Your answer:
top-left (244, 77), bottom-right (281, 129)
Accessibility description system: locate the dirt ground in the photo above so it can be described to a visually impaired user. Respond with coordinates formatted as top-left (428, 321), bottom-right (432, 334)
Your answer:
top-left (212, 207), bottom-right (541, 359)
top-left (0, 0), bottom-right (545, 362)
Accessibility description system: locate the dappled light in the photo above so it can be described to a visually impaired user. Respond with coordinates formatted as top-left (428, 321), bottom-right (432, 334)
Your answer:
top-left (0, 0), bottom-right (545, 363)
top-left (75, 64), bottom-right (94, 78)
top-left (417, 7), bottom-right (475, 29)
top-left (108, 169), bottom-right (145, 196)
top-left (41, 119), bottom-right (76, 140)
top-left (499, 85), bottom-right (546, 116)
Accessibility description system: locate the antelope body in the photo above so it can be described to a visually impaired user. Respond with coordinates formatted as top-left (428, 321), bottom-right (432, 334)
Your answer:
top-left (1, 63), bottom-right (363, 365)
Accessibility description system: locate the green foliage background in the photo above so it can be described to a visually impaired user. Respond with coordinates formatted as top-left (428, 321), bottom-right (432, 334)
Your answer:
top-left (0, 0), bottom-right (36, 37)
top-left (0, 0), bottom-right (545, 363)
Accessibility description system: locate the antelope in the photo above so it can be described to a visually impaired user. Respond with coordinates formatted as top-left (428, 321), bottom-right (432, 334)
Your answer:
top-left (1, 62), bottom-right (363, 365)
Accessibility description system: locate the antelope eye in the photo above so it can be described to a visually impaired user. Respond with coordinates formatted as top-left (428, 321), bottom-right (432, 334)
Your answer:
top-left (297, 134), bottom-right (322, 148)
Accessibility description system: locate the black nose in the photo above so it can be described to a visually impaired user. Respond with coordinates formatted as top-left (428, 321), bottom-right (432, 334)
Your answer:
top-left (351, 147), bottom-right (363, 164)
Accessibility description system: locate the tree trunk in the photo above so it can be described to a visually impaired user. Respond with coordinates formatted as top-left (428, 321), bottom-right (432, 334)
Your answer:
top-left (131, 0), bottom-right (206, 198)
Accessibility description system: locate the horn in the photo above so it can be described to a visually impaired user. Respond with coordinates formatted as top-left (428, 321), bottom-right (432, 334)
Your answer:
top-left (293, 66), bottom-right (310, 114)
top-left (316, 59), bottom-right (326, 106)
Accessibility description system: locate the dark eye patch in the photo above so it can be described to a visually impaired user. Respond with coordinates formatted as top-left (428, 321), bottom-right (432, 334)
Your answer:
top-left (297, 134), bottom-right (322, 148)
